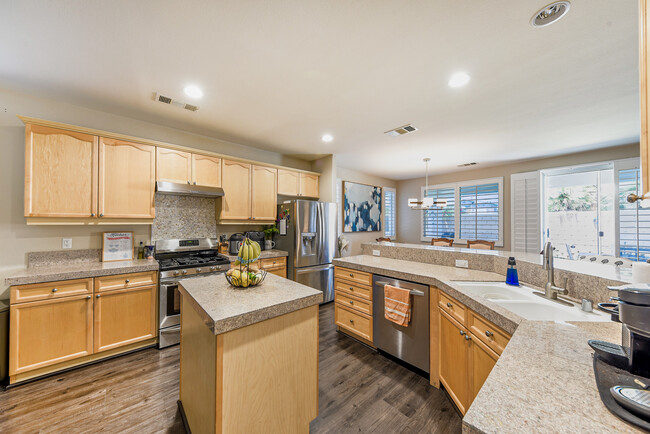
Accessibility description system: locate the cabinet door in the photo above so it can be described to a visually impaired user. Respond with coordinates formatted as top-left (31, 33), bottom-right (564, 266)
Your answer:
top-left (220, 159), bottom-right (252, 220)
top-left (24, 125), bottom-right (98, 218)
top-left (251, 165), bottom-right (277, 220)
top-left (9, 294), bottom-right (93, 375)
top-left (99, 138), bottom-right (156, 218)
top-left (93, 285), bottom-right (156, 353)
top-left (439, 310), bottom-right (469, 414)
top-left (468, 333), bottom-right (499, 406)
top-left (277, 169), bottom-right (300, 196)
top-left (299, 173), bottom-right (319, 198)
top-left (156, 148), bottom-right (191, 184)
top-left (192, 154), bottom-right (221, 187)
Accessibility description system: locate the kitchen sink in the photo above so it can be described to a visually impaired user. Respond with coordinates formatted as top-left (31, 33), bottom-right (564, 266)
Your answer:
top-left (453, 281), bottom-right (610, 322)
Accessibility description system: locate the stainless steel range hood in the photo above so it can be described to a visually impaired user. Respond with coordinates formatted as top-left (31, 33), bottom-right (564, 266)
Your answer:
top-left (155, 181), bottom-right (224, 198)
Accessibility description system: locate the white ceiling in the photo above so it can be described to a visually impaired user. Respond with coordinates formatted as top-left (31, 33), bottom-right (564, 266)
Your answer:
top-left (0, 0), bottom-right (640, 180)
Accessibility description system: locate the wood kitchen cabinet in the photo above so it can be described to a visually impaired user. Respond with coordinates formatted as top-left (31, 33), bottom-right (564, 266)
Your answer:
top-left (220, 159), bottom-right (252, 220)
top-left (93, 285), bottom-right (157, 353)
top-left (9, 294), bottom-right (93, 375)
top-left (469, 332), bottom-right (499, 406)
top-left (157, 148), bottom-right (192, 184)
top-left (99, 138), bottom-right (156, 219)
top-left (439, 310), bottom-right (470, 414)
top-left (300, 173), bottom-right (319, 198)
top-left (251, 165), bottom-right (277, 220)
top-left (192, 154), bottom-right (222, 188)
top-left (24, 125), bottom-right (98, 218)
top-left (334, 266), bottom-right (374, 345)
top-left (277, 169), bottom-right (300, 196)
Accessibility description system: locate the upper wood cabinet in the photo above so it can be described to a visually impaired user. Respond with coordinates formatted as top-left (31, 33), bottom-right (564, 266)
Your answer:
top-left (278, 169), bottom-right (300, 196)
top-left (252, 165), bottom-right (277, 220)
top-left (220, 159), bottom-right (252, 220)
top-left (192, 154), bottom-right (221, 188)
top-left (300, 173), bottom-right (319, 198)
top-left (24, 125), bottom-right (98, 218)
top-left (157, 148), bottom-right (192, 184)
top-left (99, 138), bottom-right (156, 219)
top-left (9, 294), bottom-right (93, 375)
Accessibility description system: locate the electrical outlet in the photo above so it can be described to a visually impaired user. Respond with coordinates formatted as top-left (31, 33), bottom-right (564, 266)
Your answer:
top-left (372, 250), bottom-right (380, 256)
top-left (455, 259), bottom-right (468, 268)
top-left (62, 238), bottom-right (72, 249)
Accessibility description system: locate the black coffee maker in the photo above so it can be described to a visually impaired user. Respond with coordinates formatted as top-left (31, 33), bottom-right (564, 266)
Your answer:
top-left (589, 285), bottom-right (650, 428)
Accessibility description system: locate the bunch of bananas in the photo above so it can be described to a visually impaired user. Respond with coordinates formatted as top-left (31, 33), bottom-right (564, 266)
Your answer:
top-left (226, 238), bottom-right (263, 288)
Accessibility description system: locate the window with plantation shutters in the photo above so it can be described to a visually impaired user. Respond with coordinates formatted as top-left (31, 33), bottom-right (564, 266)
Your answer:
top-left (618, 168), bottom-right (650, 262)
top-left (511, 172), bottom-right (541, 253)
top-left (384, 188), bottom-right (396, 238)
top-left (422, 187), bottom-right (455, 239)
top-left (460, 183), bottom-right (500, 241)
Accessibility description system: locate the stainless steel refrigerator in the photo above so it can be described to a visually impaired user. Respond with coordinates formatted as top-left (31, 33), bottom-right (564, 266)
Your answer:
top-left (276, 200), bottom-right (337, 303)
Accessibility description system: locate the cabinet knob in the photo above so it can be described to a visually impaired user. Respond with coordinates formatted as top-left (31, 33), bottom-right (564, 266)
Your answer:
top-left (485, 330), bottom-right (493, 338)
top-left (86, 295), bottom-right (91, 299)
top-left (187, 181), bottom-right (191, 184)
top-left (459, 330), bottom-right (465, 336)
top-left (349, 287), bottom-right (354, 291)
top-left (349, 319), bottom-right (354, 323)
top-left (193, 182), bottom-right (196, 185)
top-left (465, 335), bottom-right (471, 341)
top-left (125, 279), bottom-right (130, 284)
top-left (52, 288), bottom-right (57, 293)
top-left (99, 213), bottom-right (104, 217)
top-left (349, 300), bottom-right (354, 304)
top-left (91, 213), bottom-right (95, 217)
top-left (349, 273), bottom-right (353, 277)
top-left (96, 294), bottom-right (101, 298)
top-left (447, 302), bottom-right (452, 308)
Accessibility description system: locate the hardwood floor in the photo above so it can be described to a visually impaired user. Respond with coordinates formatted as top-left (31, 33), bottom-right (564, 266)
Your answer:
top-left (0, 303), bottom-right (461, 433)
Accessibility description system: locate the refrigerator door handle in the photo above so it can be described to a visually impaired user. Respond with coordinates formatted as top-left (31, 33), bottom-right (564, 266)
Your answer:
top-left (295, 263), bottom-right (335, 274)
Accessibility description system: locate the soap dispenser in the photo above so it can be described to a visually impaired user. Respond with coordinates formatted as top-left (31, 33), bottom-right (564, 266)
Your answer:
top-left (505, 257), bottom-right (519, 286)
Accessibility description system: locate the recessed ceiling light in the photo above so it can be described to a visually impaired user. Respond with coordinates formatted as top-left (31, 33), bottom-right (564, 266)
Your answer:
top-left (448, 72), bottom-right (470, 88)
top-left (183, 85), bottom-right (203, 99)
top-left (321, 134), bottom-right (333, 143)
top-left (531, 2), bottom-right (570, 27)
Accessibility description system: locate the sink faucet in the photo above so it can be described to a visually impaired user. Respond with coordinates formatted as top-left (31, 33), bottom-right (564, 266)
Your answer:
top-left (541, 242), bottom-right (568, 300)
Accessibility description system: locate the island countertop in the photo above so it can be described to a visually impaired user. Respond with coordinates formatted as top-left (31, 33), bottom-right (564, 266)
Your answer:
top-left (178, 272), bottom-right (323, 334)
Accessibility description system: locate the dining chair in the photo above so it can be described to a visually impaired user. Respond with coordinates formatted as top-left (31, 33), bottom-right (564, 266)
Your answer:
top-left (376, 237), bottom-right (392, 242)
top-left (431, 238), bottom-right (454, 247)
top-left (466, 240), bottom-right (495, 250)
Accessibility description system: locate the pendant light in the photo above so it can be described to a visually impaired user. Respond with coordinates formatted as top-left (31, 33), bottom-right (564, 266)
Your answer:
top-left (408, 158), bottom-right (447, 210)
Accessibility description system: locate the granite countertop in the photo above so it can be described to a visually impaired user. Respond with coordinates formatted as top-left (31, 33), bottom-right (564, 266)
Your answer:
top-left (178, 272), bottom-right (322, 335)
top-left (333, 255), bottom-right (643, 433)
top-left (224, 249), bottom-right (288, 262)
top-left (5, 259), bottom-right (159, 286)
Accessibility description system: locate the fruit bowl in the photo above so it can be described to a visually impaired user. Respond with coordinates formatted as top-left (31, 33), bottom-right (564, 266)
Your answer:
top-left (225, 268), bottom-right (267, 288)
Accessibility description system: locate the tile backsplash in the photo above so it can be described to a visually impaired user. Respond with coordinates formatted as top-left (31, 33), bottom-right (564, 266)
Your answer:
top-left (152, 195), bottom-right (218, 241)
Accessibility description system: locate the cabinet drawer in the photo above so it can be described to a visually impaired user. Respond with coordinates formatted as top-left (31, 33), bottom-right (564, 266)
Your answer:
top-left (334, 267), bottom-right (372, 287)
top-left (439, 291), bottom-right (466, 325)
top-left (468, 311), bottom-right (511, 355)
top-left (335, 304), bottom-right (372, 342)
top-left (11, 278), bottom-right (93, 304)
top-left (268, 267), bottom-right (287, 278)
top-left (335, 291), bottom-right (372, 316)
top-left (335, 279), bottom-right (372, 301)
top-left (260, 257), bottom-right (286, 270)
top-left (95, 271), bottom-right (157, 292)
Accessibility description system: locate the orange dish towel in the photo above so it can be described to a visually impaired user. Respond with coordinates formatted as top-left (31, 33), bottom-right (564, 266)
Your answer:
top-left (384, 285), bottom-right (412, 327)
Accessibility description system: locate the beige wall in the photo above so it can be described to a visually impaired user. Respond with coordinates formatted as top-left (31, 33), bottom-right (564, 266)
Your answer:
top-left (337, 167), bottom-right (397, 256)
top-left (0, 87), bottom-right (313, 299)
top-left (396, 143), bottom-right (641, 248)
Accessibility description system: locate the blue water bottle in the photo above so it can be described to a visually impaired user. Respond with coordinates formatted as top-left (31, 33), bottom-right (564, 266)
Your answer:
top-left (505, 257), bottom-right (519, 286)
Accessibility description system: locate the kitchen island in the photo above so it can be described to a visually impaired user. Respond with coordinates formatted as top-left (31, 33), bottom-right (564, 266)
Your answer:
top-left (177, 273), bottom-right (322, 434)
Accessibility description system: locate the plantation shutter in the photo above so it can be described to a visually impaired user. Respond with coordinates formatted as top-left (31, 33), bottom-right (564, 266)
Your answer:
top-left (460, 183), bottom-right (500, 241)
top-left (618, 168), bottom-right (650, 261)
top-left (383, 188), bottom-right (396, 238)
top-left (511, 172), bottom-right (540, 253)
top-left (423, 188), bottom-right (455, 238)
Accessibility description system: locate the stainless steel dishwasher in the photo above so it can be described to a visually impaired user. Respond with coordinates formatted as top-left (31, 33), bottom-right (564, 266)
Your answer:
top-left (372, 275), bottom-right (429, 373)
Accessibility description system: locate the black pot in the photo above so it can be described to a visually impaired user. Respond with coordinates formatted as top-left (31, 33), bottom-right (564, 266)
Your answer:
top-left (228, 233), bottom-right (245, 255)
top-left (246, 231), bottom-right (266, 251)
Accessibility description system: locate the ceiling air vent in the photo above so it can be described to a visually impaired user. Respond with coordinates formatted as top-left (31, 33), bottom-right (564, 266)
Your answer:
top-left (457, 162), bottom-right (478, 167)
top-left (384, 124), bottom-right (418, 137)
top-left (154, 93), bottom-right (200, 112)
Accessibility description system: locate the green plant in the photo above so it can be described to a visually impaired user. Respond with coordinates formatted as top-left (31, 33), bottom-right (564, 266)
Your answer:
top-left (263, 224), bottom-right (279, 240)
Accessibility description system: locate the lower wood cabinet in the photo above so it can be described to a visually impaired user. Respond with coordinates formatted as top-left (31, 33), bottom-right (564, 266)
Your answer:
top-left (10, 294), bottom-right (93, 375)
top-left (8, 271), bottom-right (158, 384)
top-left (437, 291), bottom-right (510, 415)
top-left (334, 266), bottom-right (374, 344)
top-left (93, 285), bottom-right (156, 353)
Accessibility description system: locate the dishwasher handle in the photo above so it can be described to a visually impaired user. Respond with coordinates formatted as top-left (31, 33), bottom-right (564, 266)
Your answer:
top-left (375, 281), bottom-right (425, 296)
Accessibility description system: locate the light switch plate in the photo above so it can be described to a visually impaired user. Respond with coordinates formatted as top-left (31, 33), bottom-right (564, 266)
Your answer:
top-left (62, 238), bottom-right (72, 249)
top-left (455, 259), bottom-right (468, 268)
top-left (372, 250), bottom-right (380, 256)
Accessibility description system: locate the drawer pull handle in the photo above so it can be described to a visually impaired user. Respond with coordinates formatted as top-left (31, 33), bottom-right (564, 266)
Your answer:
top-left (485, 330), bottom-right (493, 338)
top-left (52, 288), bottom-right (57, 293)
top-left (459, 330), bottom-right (466, 336)
top-left (447, 302), bottom-right (452, 308)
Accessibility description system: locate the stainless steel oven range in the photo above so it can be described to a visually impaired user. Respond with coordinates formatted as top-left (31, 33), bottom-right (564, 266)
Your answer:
top-left (154, 238), bottom-right (231, 348)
